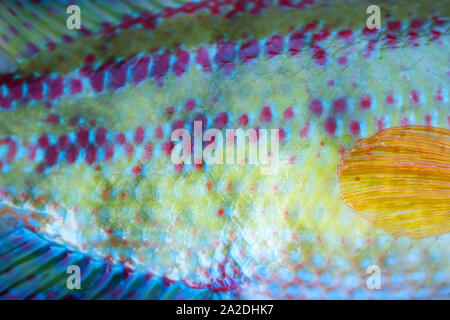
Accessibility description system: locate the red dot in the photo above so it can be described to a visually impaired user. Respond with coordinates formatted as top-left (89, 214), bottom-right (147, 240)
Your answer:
top-left (57, 135), bottom-right (70, 150)
top-left (66, 145), bottom-right (79, 164)
top-left (214, 112), bottom-right (229, 129)
top-left (260, 106), bottom-right (272, 122)
top-left (386, 94), bottom-right (394, 105)
top-left (77, 127), bottom-right (90, 147)
top-left (45, 146), bottom-right (59, 167)
top-left (155, 126), bottom-right (163, 139)
top-left (185, 99), bottom-right (196, 111)
top-left (283, 107), bottom-right (294, 120)
top-left (387, 21), bottom-right (401, 32)
top-left (38, 133), bottom-right (50, 148)
top-left (324, 117), bottom-right (337, 136)
top-left (174, 163), bottom-right (184, 173)
top-left (309, 99), bottom-right (323, 116)
top-left (95, 127), bottom-right (107, 145)
top-left (105, 144), bottom-right (114, 160)
top-left (238, 114), bottom-right (249, 126)
top-left (172, 120), bottom-right (184, 131)
top-left (333, 98), bottom-right (347, 113)
top-left (162, 141), bottom-right (174, 157)
top-left (359, 96), bottom-right (371, 110)
top-left (410, 90), bottom-right (419, 104)
top-left (134, 127), bottom-right (145, 144)
top-left (338, 56), bottom-right (347, 66)
top-left (115, 133), bottom-right (126, 145)
top-left (349, 121), bottom-right (360, 136)
top-left (45, 114), bottom-right (59, 124)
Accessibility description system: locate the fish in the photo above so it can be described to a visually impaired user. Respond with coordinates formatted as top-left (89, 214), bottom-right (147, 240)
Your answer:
top-left (0, 0), bottom-right (448, 299)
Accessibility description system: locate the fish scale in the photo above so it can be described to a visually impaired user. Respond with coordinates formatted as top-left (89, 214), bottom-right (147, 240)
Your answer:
top-left (0, 0), bottom-right (448, 299)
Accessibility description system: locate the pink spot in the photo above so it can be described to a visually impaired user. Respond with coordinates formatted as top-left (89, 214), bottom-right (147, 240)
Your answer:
top-left (85, 144), bottom-right (97, 164)
top-left (324, 117), bottom-right (337, 136)
top-left (85, 54), bottom-right (96, 64)
top-left (283, 107), bottom-right (294, 120)
top-left (333, 98), bottom-right (347, 113)
top-left (238, 114), bottom-right (249, 126)
top-left (109, 62), bottom-right (128, 89)
top-left (309, 99), bottom-right (323, 116)
top-left (44, 146), bottom-right (58, 167)
top-left (300, 121), bottom-right (310, 138)
top-left (162, 141), bottom-right (174, 157)
top-left (349, 121), bottom-right (360, 136)
top-left (425, 114), bottom-right (432, 126)
top-left (172, 50), bottom-right (189, 77)
top-left (410, 19), bottom-right (423, 29)
top-left (45, 114), bottom-right (59, 125)
top-left (327, 80), bottom-right (335, 87)
top-left (375, 118), bottom-right (384, 131)
top-left (265, 35), bottom-right (283, 57)
top-left (132, 56), bottom-right (150, 84)
top-left (434, 89), bottom-right (443, 102)
top-left (105, 144), bottom-right (114, 160)
top-left (410, 90), bottom-right (419, 104)
top-left (151, 53), bottom-right (171, 79)
top-left (288, 31), bottom-right (304, 55)
top-left (239, 39), bottom-right (259, 62)
top-left (66, 145), bottom-right (79, 164)
top-left (143, 143), bottom-right (153, 162)
top-left (57, 135), bottom-right (70, 150)
top-left (172, 120), bottom-right (184, 131)
top-left (48, 77), bottom-right (63, 99)
top-left (9, 26), bottom-right (18, 36)
top-left (363, 40), bottom-right (377, 59)
top-left (9, 79), bottom-right (23, 101)
top-left (260, 106), bottom-right (272, 122)
top-left (196, 47), bottom-right (212, 73)
top-left (386, 93), bottom-right (394, 105)
top-left (115, 133), bottom-right (127, 145)
top-left (278, 127), bottom-right (286, 142)
top-left (132, 165), bottom-right (142, 177)
top-left (174, 163), bottom-right (184, 173)
top-left (134, 127), bottom-right (145, 144)
top-left (338, 56), bottom-right (347, 66)
top-left (95, 128), bottom-right (107, 146)
top-left (401, 117), bottom-right (409, 126)
top-left (165, 106), bottom-right (174, 115)
top-left (338, 29), bottom-right (353, 44)
top-left (215, 42), bottom-right (236, 75)
top-left (185, 99), bottom-right (196, 111)
top-left (70, 78), bottom-right (82, 94)
top-left (387, 21), bottom-right (401, 32)
top-left (214, 112), bottom-right (229, 129)
top-left (89, 71), bottom-right (105, 93)
top-left (312, 46), bottom-right (327, 66)
top-left (38, 134), bottom-right (50, 148)
top-left (155, 126), bottom-right (163, 139)
top-left (77, 127), bottom-right (90, 147)
top-left (313, 28), bottom-right (330, 43)
top-left (433, 16), bottom-right (445, 26)
top-left (359, 96), bottom-right (371, 110)
top-left (28, 78), bottom-right (44, 100)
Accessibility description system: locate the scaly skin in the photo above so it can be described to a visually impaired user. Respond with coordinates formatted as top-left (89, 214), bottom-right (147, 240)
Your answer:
top-left (0, 0), bottom-right (448, 298)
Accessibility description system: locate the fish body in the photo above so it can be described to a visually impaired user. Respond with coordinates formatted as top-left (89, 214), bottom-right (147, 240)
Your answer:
top-left (0, 0), bottom-right (448, 299)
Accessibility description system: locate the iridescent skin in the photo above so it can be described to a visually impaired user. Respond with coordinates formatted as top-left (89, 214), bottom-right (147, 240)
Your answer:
top-left (0, 0), bottom-right (448, 299)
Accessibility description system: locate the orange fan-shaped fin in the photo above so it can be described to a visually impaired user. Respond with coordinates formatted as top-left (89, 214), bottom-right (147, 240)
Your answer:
top-left (338, 125), bottom-right (450, 239)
